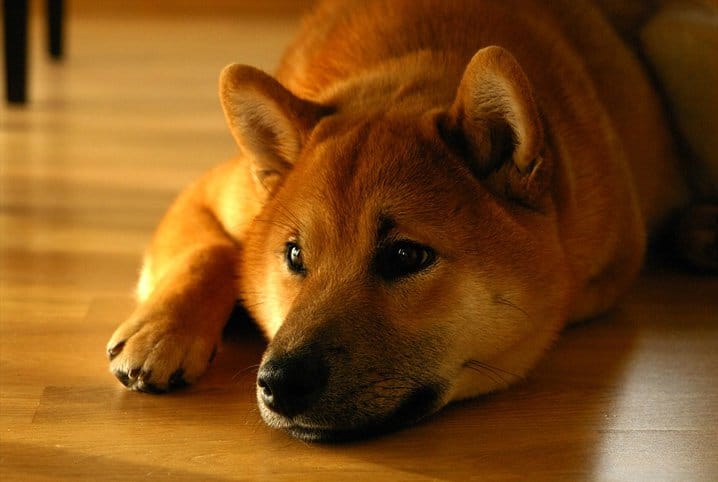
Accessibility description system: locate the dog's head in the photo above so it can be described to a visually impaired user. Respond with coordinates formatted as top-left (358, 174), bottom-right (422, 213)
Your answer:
top-left (220, 47), bottom-right (572, 441)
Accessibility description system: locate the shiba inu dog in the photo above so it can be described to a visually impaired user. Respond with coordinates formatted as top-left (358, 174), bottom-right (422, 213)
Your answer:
top-left (106, 0), bottom-right (717, 441)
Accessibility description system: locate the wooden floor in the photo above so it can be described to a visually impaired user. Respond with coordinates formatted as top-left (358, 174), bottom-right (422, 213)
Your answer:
top-left (2, 7), bottom-right (718, 481)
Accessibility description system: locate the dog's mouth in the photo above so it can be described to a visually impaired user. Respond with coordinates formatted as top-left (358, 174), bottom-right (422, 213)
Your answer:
top-left (264, 385), bottom-right (444, 443)
top-left (285, 424), bottom-right (366, 443)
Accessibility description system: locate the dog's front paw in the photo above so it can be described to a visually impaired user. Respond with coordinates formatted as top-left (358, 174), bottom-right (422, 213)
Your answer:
top-left (106, 317), bottom-right (218, 393)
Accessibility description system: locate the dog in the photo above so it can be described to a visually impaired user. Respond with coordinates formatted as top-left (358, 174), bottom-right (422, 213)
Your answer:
top-left (107, 0), bottom-right (717, 442)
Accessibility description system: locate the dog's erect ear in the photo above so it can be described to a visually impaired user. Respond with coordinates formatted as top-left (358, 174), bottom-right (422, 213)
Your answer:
top-left (443, 46), bottom-right (548, 207)
top-left (219, 64), bottom-right (329, 193)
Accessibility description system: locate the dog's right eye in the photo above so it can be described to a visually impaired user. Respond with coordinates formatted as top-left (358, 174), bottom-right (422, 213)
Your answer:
top-left (285, 242), bottom-right (306, 274)
top-left (376, 241), bottom-right (436, 281)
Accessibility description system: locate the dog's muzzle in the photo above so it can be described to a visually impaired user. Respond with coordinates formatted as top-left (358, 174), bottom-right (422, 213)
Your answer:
top-left (257, 350), bottom-right (329, 419)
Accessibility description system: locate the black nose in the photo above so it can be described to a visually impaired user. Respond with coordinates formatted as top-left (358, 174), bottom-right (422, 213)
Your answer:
top-left (257, 351), bottom-right (328, 418)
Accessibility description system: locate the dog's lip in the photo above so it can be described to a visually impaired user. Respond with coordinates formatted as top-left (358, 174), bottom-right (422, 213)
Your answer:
top-left (286, 424), bottom-right (340, 442)
top-left (269, 384), bottom-right (444, 443)
top-left (267, 418), bottom-right (355, 443)
top-left (284, 422), bottom-right (389, 443)
top-left (262, 385), bottom-right (445, 443)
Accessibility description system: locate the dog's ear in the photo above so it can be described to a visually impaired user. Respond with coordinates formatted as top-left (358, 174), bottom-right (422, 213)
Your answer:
top-left (443, 46), bottom-right (548, 207)
top-left (219, 64), bottom-right (329, 193)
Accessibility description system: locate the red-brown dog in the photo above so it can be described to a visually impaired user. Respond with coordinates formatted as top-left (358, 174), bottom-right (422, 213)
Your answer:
top-left (107, 0), bottom-right (710, 441)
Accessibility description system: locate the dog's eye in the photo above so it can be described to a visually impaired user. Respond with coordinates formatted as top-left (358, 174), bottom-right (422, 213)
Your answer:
top-left (285, 242), bottom-right (305, 274)
top-left (377, 241), bottom-right (436, 280)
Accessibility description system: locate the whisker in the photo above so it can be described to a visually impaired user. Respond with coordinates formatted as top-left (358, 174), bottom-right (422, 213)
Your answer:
top-left (238, 290), bottom-right (264, 296)
top-left (253, 217), bottom-right (296, 232)
top-left (232, 363), bottom-right (261, 383)
top-left (463, 359), bottom-right (522, 386)
top-left (494, 295), bottom-right (530, 318)
top-left (254, 184), bottom-right (306, 234)
top-left (271, 195), bottom-right (305, 232)
top-left (464, 362), bottom-right (504, 386)
top-left (465, 359), bottom-right (522, 379)
top-left (241, 302), bottom-right (265, 311)
top-left (350, 374), bottom-right (423, 397)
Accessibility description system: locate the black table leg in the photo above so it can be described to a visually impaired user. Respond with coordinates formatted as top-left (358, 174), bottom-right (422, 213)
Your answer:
top-left (3, 0), bottom-right (29, 103)
top-left (47, 0), bottom-right (63, 59)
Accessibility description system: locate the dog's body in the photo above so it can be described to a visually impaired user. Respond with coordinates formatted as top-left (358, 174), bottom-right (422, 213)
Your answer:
top-left (107, 0), bottom-right (713, 441)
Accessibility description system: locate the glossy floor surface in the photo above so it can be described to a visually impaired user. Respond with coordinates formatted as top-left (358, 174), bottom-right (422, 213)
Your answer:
top-left (2, 7), bottom-right (717, 481)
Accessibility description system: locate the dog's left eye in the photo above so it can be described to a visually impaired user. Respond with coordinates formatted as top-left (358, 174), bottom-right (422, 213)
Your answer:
top-left (376, 241), bottom-right (436, 280)
top-left (285, 242), bottom-right (306, 274)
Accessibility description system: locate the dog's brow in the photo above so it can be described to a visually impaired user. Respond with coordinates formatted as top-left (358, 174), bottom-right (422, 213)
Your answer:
top-left (377, 215), bottom-right (396, 243)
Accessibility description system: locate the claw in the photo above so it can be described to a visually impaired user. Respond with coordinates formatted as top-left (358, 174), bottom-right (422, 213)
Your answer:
top-left (107, 341), bottom-right (125, 360)
top-left (115, 370), bottom-right (132, 388)
top-left (136, 380), bottom-right (164, 394)
top-left (169, 369), bottom-right (188, 389)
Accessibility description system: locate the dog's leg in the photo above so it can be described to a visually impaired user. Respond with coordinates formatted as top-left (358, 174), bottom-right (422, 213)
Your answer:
top-left (106, 163), bottom-right (243, 393)
top-left (639, 5), bottom-right (718, 272)
top-left (105, 62), bottom-right (330, 392)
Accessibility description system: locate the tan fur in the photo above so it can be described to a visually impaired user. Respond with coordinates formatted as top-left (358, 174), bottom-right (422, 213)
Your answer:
top-left (107, 0), bottom-right (704, 439)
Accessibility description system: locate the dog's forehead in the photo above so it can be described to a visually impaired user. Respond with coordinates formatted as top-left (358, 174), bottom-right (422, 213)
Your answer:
top-left (280, 116), bottom-right (483, 250)
top-left (303, 116), bottom-right (456, 207)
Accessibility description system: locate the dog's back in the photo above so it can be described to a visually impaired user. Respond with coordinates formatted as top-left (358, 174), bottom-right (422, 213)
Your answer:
top-left (277, 0), bottom-right (688, 231)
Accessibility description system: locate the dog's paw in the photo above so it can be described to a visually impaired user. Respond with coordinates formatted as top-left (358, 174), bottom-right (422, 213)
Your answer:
top-left (106, 317), bottom-right (218, 393)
